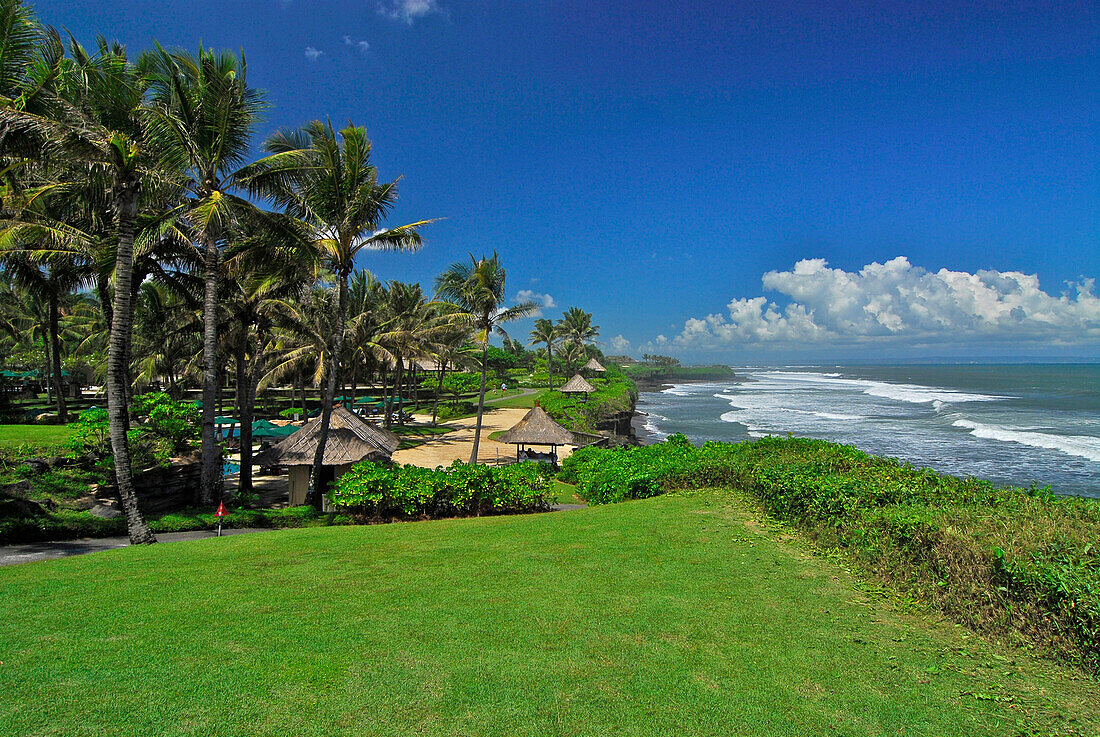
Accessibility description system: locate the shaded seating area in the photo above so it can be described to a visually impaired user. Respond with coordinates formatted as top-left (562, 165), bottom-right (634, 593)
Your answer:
top-left (496, 404), bottom-right (575, 469)
top-left (253, 405), bottom-right (400, 506)
top-left (559, 373), bottom-right (596, 401)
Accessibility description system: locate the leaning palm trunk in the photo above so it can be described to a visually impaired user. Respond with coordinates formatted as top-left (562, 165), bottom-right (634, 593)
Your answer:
top-left (107, 185), bottom-right (155, 544)
top-left (200, 235), bottom-right (222, 506)
top-left (308, 274), bottom-right (348, 508)
top-left (469, 342), bottom-right (489, 464)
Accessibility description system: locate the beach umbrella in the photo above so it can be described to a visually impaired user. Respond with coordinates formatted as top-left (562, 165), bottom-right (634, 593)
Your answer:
top-left (214, 416), bottom-right (239, 425)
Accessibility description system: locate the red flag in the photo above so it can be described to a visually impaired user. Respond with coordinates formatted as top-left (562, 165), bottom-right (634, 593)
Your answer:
top-left (215, 501), bottom-right (228, 517)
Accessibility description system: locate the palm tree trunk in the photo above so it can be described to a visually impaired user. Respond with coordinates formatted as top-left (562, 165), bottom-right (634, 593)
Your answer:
top-left (430, 362), bottom-right (444, 425)
top-left (47, 293), bottom-right (67, 422)
top-left (469, 342), bottom-right (489, 464)
top-left (108, 184), bottom-right (155, 544)
top-left (547, 343), bottom-right (554, 391)
top-left (200, 235), bottom-right (222, 506)
top-left (235, 339), bottom-right (254, 497)
top-left (309, 273), bottom-right (348, 508)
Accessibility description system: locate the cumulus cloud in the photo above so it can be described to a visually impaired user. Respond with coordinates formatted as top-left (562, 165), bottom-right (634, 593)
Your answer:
top-left (515, 290), bottom-right (556, 317)
top-left (610, 335), bottom-right (631, 353)
top-left (304, 46), bottom-right (323, 61)
top-left (671, 257), bottom-right (1100, 351)
top-left (378, 0), bottom-right (441, 24)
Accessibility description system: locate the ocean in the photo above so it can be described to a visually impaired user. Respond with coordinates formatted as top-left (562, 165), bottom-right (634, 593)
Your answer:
top-left (635, 364), bottom-right (1100, 498)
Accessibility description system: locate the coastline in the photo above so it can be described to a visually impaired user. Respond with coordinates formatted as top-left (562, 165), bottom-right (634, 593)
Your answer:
top-left (631, 375), bottom-right (744, 445)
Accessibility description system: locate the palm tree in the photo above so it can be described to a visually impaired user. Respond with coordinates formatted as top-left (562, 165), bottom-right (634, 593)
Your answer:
top-left (143, 44), bottom-right (267, 505)
top-left (435, 252), bottom-right (536, 463)
top-left (558, 339), bottom-right (586, 375)
top-left (0, 27), bottom-right (165, 543)
top-left (557, 306), bottom-right (599, 347)
top-left (528, 317), bottom-right (558, 390)
top-left (240, 120), bottom-right (431, 503)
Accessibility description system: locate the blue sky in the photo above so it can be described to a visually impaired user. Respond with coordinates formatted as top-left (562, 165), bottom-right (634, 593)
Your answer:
top-left (36, 0), bottom-right (1100, 361)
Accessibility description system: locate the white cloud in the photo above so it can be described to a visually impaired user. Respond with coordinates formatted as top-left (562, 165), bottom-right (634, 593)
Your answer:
top-left (670, 257), bottom-right (1100, 351)
top-left (515, 290), bottom-right (557, 317)
top-left (343, 36), bottom-right (371, 52)
top-left (610, 335), bottom-right (631, 353)
top-left (304, 46), bottom-right (323, 61)
top-left (378, 0), bottom-right (441, 24)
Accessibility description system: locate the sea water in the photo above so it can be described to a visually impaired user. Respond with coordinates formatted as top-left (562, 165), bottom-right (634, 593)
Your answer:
top-left (636, 364), bottom-right (1100, 498)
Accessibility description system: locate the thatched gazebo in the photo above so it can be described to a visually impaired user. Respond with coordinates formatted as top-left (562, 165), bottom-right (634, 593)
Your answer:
top-left (582, 357), bottom-right (606, 374)
top-left (253, 405), bottom-right (399, 506)
top-left (496, 404), bottom-right (574, 467)
top-left (560, 373), bottom-right (596, 401)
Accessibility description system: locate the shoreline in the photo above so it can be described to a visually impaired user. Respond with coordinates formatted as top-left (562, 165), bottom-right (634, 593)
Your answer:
top-left (631, 375), bottom-right (742, 446)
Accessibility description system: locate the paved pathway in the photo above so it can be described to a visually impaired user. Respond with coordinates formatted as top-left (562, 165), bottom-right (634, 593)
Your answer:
top-left (0, 528), bottom-right (271, 567)
top-left (0, 504), bottom-right (589, 567)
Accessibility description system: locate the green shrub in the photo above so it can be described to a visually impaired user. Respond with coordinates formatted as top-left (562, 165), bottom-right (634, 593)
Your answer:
top-left (329, 459), bottom-right (552, 517)
top-left (70, 407), bottom-right (109, 456)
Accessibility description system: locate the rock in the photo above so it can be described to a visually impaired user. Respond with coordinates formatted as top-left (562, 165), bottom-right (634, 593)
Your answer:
top-left (0, 494), bottom-right (53, 516)
top-left (45, 456), bottom-right (69, 469)
top-left (71, 496), bottom-right (100, 511)
top-left (88, 504), bottom-right (122, 519)
top-left (34, 413), bottom-right (60, 424)
top-left (19, 459), bottom-right (50, 475)
top-left (0, 479), bottom-right (33, 497)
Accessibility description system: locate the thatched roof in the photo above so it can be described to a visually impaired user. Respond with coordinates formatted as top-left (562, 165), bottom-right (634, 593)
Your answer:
top-left (560, 373), bottom-right (596, 393)
top-left (253, 405), bottom-right (399, 467)
top-left (582, 357), bottom-right (606, 372)
top-left (496, 406), bottom-right (575, 446)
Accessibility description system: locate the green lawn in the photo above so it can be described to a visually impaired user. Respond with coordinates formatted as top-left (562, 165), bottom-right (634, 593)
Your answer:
top-left (0, 489), bottom-right (1096, 736)
top-left (0, 423), bottom-right (72, 448)
top-left (484, 388), bottom-right (548, 408)
top-left (390, 423), bottom-right (454, 450)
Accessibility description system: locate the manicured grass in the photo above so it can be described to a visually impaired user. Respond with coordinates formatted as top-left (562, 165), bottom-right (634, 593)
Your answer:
top-left (0, 424), bottom-right (72, 447)
top-left (552, 479), bottom-right (580, 504)
top-left (1, 490), bottom-right (1096, 736)
top-left (485, 388), bottom-right (548, 408)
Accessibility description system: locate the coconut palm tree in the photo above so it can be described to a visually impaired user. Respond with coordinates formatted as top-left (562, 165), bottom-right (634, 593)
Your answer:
top-left (240, 120), bottom-right (432, 502)
top-left (557, 306), bottom-right (599, 347)
top-left (143, 44), bottom-right (268, 505)
top-left (0, 28), bottom-right (171, 542)
top-left (528, 317), bottom-right (558, 390)
top-left (435, 252), bottom-right (536, 464)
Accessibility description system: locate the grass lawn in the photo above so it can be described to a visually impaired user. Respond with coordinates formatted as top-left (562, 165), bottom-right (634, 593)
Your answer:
top-left (552, 479), bottom-right (580, 504)
top-left (0, 423), bottom-right (72, 448)
top-left (0, 489), bottom-right (1096, 736)
top-left (485, 388), bottom-right (548, 408)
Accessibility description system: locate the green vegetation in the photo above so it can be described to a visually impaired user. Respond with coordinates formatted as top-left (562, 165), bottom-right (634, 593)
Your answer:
top-left (329, 460), bottom-right (552, 517)
top-left (534, 364), bottom-right (636, 435)
top-left (561, 435), bottom-right (1100, 674)
top-left (1, 491), bottom-right (1097, 735)
top-left (622, 362), bottom-right (736, 385)
top-left (0, 424), bottom-right (72, 448)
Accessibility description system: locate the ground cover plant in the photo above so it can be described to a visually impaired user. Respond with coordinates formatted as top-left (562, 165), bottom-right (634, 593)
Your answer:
top-left (1, 490), bottom-right (1097, 736)
top-left (538, 365), bottom-right (636, 434)
top-left (560, 435), bottom-right (1100, 674)
top-left (329, 459), bottom-right (552, 517)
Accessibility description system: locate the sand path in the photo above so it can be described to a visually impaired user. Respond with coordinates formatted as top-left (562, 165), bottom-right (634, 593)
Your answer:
top-left (392, 406), bottom-right (576, 468)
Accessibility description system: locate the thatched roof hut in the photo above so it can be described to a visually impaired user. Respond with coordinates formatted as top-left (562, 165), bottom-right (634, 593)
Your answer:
top-left (560, 373), bottom-right (596, 395)
top-left (255, 405), bottom-right (398, 466)
top-left (497, 405), bottom-right (574, 446)
top-left (497, 405), bottom-right (575, 467)
top-left (253, 406), bottom-right (399, 506)
top-left (582, 357), bottom-right (606, 373)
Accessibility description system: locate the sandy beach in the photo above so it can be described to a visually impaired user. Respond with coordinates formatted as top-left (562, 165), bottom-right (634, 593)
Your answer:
top-left (393, 406), bottom-right (576, 468)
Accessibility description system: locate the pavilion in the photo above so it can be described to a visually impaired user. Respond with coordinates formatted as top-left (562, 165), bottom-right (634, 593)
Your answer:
top-left (253, 405), bottom-right (400, 506)
top-left (559, 373), bottom-right (596, 401)
top-left (582, 357), bottom-right (606, 374)
top-left (496, 404), bottom-right (575, 468)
